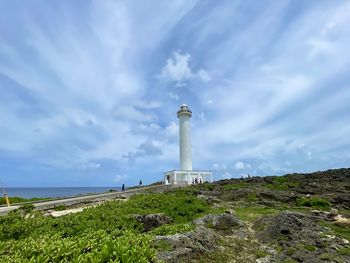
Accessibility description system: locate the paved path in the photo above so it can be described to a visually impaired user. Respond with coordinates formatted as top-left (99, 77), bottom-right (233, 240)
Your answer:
top-left (0, 185), bottom-right (173, 216)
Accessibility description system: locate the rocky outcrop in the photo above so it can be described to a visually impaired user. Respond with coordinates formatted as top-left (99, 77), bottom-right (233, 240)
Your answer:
top-left (194, 212), bottom-right (244, 230)
top-left (155, 226), bottom-right (219, 263)
top-left (134, 213), bottom-right (173, 232)
top-left (254, 211), bottom-right (350, 263)
top-left (155, 212), bottom-right (246, 262)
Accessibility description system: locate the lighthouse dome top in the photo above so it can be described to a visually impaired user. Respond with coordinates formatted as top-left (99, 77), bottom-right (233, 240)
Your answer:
top-left (177, 104), bottom-right (192, 118)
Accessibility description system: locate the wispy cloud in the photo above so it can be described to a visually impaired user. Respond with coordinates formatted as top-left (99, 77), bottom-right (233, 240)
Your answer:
top-left (0, 0), bottom-right (349, 186)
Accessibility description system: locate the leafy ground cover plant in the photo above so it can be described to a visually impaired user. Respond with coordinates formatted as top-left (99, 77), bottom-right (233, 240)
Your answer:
top-left (0, 191), bottom-right (211, 262)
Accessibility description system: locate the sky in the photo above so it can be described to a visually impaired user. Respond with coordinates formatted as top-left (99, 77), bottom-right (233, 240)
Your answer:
top-left (0, 0), bottom-right (350, 187)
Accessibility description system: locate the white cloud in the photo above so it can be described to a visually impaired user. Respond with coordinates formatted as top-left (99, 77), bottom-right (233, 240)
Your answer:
top-left (235, 161), bottom-right (245, 170)
top-left (222, 172), bottom-right (232, 179)
top-left (168, 92), bottom-right (179, 100)
top-left (82, 162), bottom-right (101, 169)
top-left (160, 51), bottom-right (211, 86)
top-left (114, 174), bottom-right (128, 182)
top-left (111, 106), bottom-right (155, 122)
top-left (198, 112), bottom-right (206, 122)
top-left (165, 121), bottom-right (178, 137)
top-left (161, 51), bottom-right (193, 85)
top-left (197, 69), bottom-right (211, 82)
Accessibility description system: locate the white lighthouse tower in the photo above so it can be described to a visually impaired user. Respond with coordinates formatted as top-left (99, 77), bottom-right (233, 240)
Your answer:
top-left (164, 104), bottom-right (212, 185)
top-left (178, 104), bottom-right (193, 170)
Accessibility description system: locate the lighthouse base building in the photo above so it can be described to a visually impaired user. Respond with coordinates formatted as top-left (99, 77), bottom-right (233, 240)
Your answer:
top-left (164, 170), bottom-right (212, 185)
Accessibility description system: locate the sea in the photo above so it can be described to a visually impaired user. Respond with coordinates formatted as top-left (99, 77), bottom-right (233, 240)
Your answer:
top-left (4, 187), bottom-right (122, 199)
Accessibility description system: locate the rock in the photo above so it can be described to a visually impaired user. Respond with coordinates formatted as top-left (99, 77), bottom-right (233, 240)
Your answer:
top-left (212, 213), bottom-right (244, 230)
top-left (255, 211), bottom-right (321, 243)
top-left (116, 194), bottom-right (127, 199)
top-left (329, 208), bottom-right (339, 217)
top-left (224, 209), bottom-right (236, 215)
top-left (155, 226), bottom-right (219, 263)
top-left (255, 257), bottom-right (273, 263)
top-left (134, 213), bottom-right (172, 232)
top-left (254, 211), bottom-right (350, 263)
top-left (194, 213), bottom-right (244, 230)
top-left (334, 214), bottom-right (350, 228)
top-left (334, 194), bottom-right (350, 209)
top-left (197, 194), bottom-right (221, 204)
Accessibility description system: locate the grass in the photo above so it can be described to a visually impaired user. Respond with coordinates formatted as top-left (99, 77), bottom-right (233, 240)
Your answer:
top-left (152, 239), bottom-right (173, 251)
top-left (53, 204), bottom-right (67, 211)
top-left (255, 249), bottom-right (268, 258)
top-left (235, 207), bottom-right (279, 222)
top-left (320, 221), bottom-right (350, 241)
top-left (222, 182), bottom-right (248, 191)
top-left (337, 247), bottom-right (350, 256)
top-left (265, 177), bottom-right (301, 190)
top-left (0, 196), bottom-right (50, 205)
top-left (304, 245), bottom-right (317, 251)
top-left (296, 197), bottom-right (330, 209)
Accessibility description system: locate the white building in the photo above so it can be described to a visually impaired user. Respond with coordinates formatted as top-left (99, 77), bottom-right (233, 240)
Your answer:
top-left (164, 104), bottom-right (213, 185)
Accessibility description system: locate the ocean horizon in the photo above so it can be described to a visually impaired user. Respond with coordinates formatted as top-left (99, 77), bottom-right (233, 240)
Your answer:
top-left (3, 187), bottom-right (122, 199)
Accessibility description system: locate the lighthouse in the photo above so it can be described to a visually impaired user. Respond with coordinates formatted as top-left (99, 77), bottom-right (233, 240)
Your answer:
top-left (164, 104), bottom-right (212, 185)
top-left (177, 104), bottom-right (192, 170)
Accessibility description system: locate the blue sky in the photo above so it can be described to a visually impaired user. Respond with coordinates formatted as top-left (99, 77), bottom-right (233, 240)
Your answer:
top-left (1, 0), bottom-right (350, 187)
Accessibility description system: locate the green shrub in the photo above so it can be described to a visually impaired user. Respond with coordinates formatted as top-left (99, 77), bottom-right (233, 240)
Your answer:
top-left (296, 197), bottom-right (330, 209)
top-left (19, 203), bottom-right (35, 214)
top-left (286, 247), bottom-right (296, 256)
top-left (223, 182), bottom-right (248, 191)
top-left (203, 183), bottom-right (215, 191)
top-left (320, 221), bottom-right (350, 241)
top-left (247, 193), bottom-right (258, 202)
top-left (255, 249), bottom-right (268, 258)
top-left (265, 177), bottom-right (300, 190)
top-left (0, 196), bottom-right (50, 205)
top-left (0, 191), bottom-right (211, 261)
top-left (337, 247), bottom-right (350, 255)
top-left (0, 230), bottom-right (156, 262)
top-left (53, 204), bottom-right (67, 211)
top-left (149, 223), bottom-right (194, 236)
top-left (304, 245), bottom-right (316, 251)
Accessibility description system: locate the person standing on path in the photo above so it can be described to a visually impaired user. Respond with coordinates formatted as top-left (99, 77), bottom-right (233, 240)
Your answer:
top-left (122, 184), bottom-right (125, 192)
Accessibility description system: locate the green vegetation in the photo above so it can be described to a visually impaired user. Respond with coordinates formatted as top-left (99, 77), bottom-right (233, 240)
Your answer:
top-left (235, 207), bottom-right (279, 222)
top-left (247, 193), bottom-right (258, 202)
top-left (19, 203), bottom-right (35, 214)
top-left (152, 239), bottom-right (173, 252)
top-left (320, 221), bottom-right (350, 241)
top-left (255, 249), bottom-right (268, 258)
top-left (337, 247), bottom-right (350, 256)
top-left (286, 247), bottom-right (296, 256)
top-left (281, 259), bottom-right (298, 263)
top-left (296, 197), bottom-right (330, 209)
top-left (53, 204), bottom-right (67, 211)
top-left (0, 191), bottom-right (212, 262)
top-left (222, 182), bottom-right (248, 191)
top-left (149, 223), bottom-right (194, 236)
top-left (265, 177), bottom-right (300, 190)
top-left (0, 196), bottom-right (50, 205)
top-left (304, 245), bottom-right (317, 252)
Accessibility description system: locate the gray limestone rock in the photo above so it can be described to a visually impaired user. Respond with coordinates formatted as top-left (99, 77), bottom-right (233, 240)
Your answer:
top-left (194, 212), bottom-right (244, 230)
top-left (155, 226), bottom-right (219, 263)
top-left (134, 213), bottom-right (173, 232)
